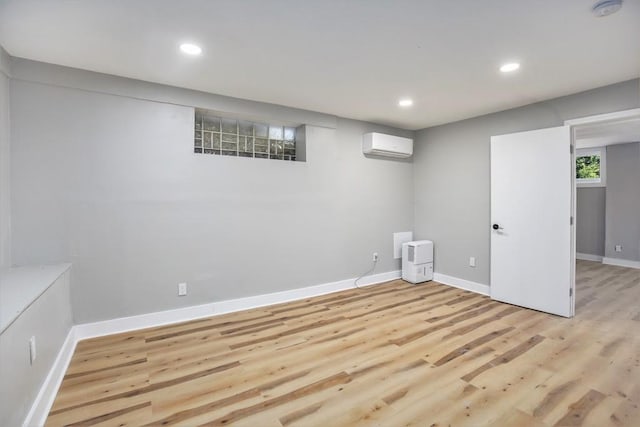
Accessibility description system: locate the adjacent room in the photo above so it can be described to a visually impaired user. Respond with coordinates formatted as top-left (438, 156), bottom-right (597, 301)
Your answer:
top-left (0, 1), bottom-right (639, 426)
top-left (575, 120), bottom-right (640, 269)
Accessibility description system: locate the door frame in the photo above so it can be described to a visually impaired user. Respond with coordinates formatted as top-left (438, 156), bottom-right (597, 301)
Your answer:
top-left (565, 108), bottom-right (640, 316)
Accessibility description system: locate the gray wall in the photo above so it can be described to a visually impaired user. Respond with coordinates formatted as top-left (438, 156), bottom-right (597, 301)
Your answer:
top-left (0, 268), bottom-right (72, 427)
top-left (10, 58), bottom-right (338, 130)
top-left (414, 79), bottom-right (640, 286)
top-left (0, 46), bottom-right (10, 269)
top-left (576, 187), bottom-right (606, 256)
top-left (605, 142), bottom-right (640, 262)
top-left (10, 61), bottom-right (414, 323)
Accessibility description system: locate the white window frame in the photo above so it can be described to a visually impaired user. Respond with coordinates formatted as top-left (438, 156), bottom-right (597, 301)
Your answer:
top-left (576, 147), bottom-right (606, 187)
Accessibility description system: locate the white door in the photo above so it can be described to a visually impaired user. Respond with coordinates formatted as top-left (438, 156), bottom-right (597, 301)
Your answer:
top-left (490, 126), bottom-right (574, 317)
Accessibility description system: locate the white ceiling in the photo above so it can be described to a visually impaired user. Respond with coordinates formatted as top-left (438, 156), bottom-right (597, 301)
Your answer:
top-left (0, 0), bottom-right (639, 130)
top-left (575, 117), bottom-right (640, 148)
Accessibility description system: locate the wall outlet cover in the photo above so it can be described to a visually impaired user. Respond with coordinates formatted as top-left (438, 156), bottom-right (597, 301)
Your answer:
top-left (615, 245), bottom-right (622, 252)
top-left (393, 231), bottom-right (413, 259)
top-left (178, 282), bottom-right (187, 296)
top-left (469, 257), bottom-right (476, 267)
top-left (29, 336), bottom-right (37, 364)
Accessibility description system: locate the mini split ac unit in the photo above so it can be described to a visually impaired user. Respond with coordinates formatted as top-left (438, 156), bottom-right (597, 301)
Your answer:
top-left (362, 132), bottom-right (413, 158)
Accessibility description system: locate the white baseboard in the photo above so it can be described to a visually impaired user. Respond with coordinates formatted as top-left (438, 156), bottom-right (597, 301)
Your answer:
top-left (23, 328), bottom-right (78, 427)
top-left (433, 273), bottom-right (490, 296)
top-left (24, 269), bottom-right (400, 426)
top-left (603, 257), bottom-right (640, 270)
top-left (576, 253), bottom-right (604, 262)
top-left (74, 270), bottom-right (400, 340)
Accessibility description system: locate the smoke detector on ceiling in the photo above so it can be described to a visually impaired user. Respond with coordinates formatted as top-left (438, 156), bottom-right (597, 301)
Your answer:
top-left (592, 0), bottom-right (623, 17)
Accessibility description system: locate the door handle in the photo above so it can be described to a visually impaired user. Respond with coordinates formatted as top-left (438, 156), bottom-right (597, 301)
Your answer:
top-left (492, 224), bottom-right (504, 230)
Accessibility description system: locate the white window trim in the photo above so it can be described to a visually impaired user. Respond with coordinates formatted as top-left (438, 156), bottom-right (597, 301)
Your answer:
top-left (576, 147), bottom-right (606, 188)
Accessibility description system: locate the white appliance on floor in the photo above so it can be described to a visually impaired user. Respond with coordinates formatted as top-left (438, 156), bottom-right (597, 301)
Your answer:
top-left (402, 240), bottom-right (433, 284)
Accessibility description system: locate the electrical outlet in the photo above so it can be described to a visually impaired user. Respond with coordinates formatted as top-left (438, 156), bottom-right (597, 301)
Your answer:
top-left (29, 336), bottom-right (37, 364)
top-left (469, 257), bottom-right (476, 268)
top-left (372, 252), bottom-right (379, 262)
top-left (615, 245), bottom-right (622, 253)
top-left (178, 282), bottom-right (187, 296)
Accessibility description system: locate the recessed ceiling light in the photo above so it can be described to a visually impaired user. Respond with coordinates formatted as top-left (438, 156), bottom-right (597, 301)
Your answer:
top-left (180, 43), bottom-right (202, 56)
top-left (398, 99), bottom-right (413, 107)
top-left (499, 62), bottom-right (520, 73)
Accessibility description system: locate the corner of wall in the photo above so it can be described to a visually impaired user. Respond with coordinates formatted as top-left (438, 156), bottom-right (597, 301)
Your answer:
top-left (0, 45), bottom-right (11, 77)
top-left (0, 44), bottom-right (11, 269)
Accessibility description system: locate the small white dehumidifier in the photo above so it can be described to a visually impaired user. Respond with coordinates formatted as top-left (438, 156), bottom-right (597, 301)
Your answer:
top-left (402, 240), bottom-right (433, 284)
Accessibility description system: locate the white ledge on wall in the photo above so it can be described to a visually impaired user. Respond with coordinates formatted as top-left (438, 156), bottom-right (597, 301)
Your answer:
top-left (0, 263), bottom-right (72, 334)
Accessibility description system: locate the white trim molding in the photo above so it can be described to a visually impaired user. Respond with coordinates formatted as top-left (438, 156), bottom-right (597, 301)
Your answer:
top-left (22, 329), bottom-right (78, 427)
top-left (74, 270), bottom-right (401, 340)
top-left (603, 257), bottom-right (640, 270)
top-left (576, 253), bottom-right (604, 262)
top-left (23, 269), bottom-right (400, 426)
top-left (565, 108), bottom-right (640, 126)
top-left (433, 273), bottom-right (490, 296)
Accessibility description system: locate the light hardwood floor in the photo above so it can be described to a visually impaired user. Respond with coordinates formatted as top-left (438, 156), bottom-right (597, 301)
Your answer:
top-left (46, 260), bottom-right (640, 426)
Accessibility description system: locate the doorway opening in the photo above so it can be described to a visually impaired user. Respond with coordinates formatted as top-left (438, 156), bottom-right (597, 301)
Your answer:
top-left (568, 108), bottom-right (640, 317)
top-left (489, 108), bottom-right (640, 318)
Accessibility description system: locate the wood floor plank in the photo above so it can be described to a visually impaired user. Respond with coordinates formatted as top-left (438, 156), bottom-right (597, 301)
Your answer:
top-left (433, 326), bottom-right (515, 366)
top-left (553, 389), bottom-right (607, 426)
top-left (196, 372), bottom-right (353, 426)
top-left (46, 261), bottom-right (640, 426)
top-left (433, 363), bottom-right (555, 425)
top-left (460, 334), bottom-right (546, 382)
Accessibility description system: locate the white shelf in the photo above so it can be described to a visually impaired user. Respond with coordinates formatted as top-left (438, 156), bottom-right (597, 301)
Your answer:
top-left (0, 263), bottom-right (71, 334)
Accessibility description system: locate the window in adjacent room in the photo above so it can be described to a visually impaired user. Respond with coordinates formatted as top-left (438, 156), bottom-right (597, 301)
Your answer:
top-left (194, 110), bottom-right (298, 161)
top-left (576, 147), bottom-right (606, 187)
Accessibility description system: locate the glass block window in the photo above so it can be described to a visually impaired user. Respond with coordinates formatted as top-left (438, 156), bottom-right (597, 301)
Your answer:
top-left (194, 110), bottom-right (297, 161)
